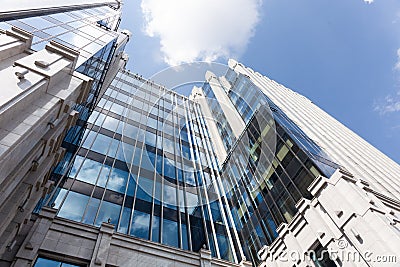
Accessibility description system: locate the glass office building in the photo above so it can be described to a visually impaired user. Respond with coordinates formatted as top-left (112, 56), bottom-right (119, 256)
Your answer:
top-left (44, 71), bottom-right (240, 263)
top-left (189, 66), bottom-right (345, 264)
top-left (38, 60), bottom-right (345, 266)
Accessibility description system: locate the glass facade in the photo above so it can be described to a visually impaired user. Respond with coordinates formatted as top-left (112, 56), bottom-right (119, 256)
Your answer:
top-left (202, 68), bottom-right (343, 264)
top-left (202, 82), bottom-right (236, 152)
top-left (33, 59), bottom-right (344, 265)
top-left (27, 5), bottom-right (125, 219)
top-left (44, 71), bottom-right (239, 262)
top-left (0, 6), bottom-right (120, 66)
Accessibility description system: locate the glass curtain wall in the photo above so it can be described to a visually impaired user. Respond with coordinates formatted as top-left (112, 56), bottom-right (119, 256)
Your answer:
top-left (204, 68), bottom-right (343, 264)
top-left (0, 6), bottom-right (120, 66)
top-left (44, 71), bottom-right (239, 263)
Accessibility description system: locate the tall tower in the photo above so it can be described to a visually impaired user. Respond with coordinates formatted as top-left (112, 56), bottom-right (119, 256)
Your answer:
top-left (191, 59), bottom-right (400, 266)
top-left (0, 2), bottom-right (130, 264)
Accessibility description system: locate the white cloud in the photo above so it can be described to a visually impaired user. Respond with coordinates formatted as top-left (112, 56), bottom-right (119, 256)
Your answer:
top-left (141, 0), bottom-right (262, 66)
top-left (395, 48), bottom-right (400, 70)
top-left (364, 0), bottom-right (374, 3)
top-left (374, 49), bottom-right (400, 114)
top-left (374, 92), bottom-right (400, 114)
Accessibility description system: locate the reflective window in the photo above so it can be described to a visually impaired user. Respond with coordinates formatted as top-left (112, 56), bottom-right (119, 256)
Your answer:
top-left (107, 168), bottom-right (128, 194)
top-left (151, 215), bottom-right (160, 243)
top-left (136, 177), bottom-right (153, 202)
top-left (58, 191), bottom-right (89, 222)
top-left (20, 17), bottom-right (54, 29)
top-left (75, 158), bottom-right (102, 185)
top-left (58, 31), bottom-right (91, 48)
top-left (49, 13), bottom-right (75, 23)
top-left (162, 219), bottom-right (178, 248)
top-left (95, 200), bottom-right (121, 226)
top-left (46, 70), bottom-right (236, 261)
top-left (82, 197), bottom-right (100, 224)
top-left (118, 206), bottom-right (132, 234)
top-left (34, 257), bottom-right (82, 267)
top-left (91, 133), bottom-right (111, 155)
top-left (130, 211), bottom-right (150, 239)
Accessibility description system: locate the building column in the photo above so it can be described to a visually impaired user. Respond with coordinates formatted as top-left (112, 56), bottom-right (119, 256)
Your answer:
top-left (239, 259), bottom-right (253, 267)
top-left (89, 222), bottom-right (114, 267)
top-left (12, 207), bottom-right (57, 267)
top-left (199, 248), bottom-right (212, 267)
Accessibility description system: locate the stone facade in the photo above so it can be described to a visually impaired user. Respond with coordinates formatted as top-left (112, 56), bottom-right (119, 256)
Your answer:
top-left (9, 207), bottom-right (251, 267)
top-left (0, 26), bottom-right (93, 264)
top-left (258, 169), bottom-right (400, 267)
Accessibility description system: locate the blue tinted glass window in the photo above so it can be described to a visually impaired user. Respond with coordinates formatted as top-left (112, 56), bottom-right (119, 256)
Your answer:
top-left (69, 155), bottom-right (84, 178)
top-left (136, 177), bottom-right (153, 202)
top-left (51, 188), bottom-right (67, 210)
top-left (116, 143), bottom-right (134, 162)
top-left (140, 150), bottom-right (155, 171)
top-left (58, 191), bottom-right (89, 222)
top-left (163, 158), bottom-right (176, 180)
top-left (49, 13), bottom-right (75, 23)
top-left (82, 197), bottom-right (100, 224)
top-left (96, 166), bottom-right (111, 188)
top-left (19, 17), bottom-right (55, 29)
top-left (107, 168), bottom-right (128, 193)
top-left (145, 131), bottom-right (156, 147)
top-left (58, 32), bottom-right (91, 49)
top-left (151, 215), bottom-right (160, 242)
top-left (34, 258), bottom-right (81, 267)
top-left (130, 211), bottom-right (150, 239)
top-left (80, 25), bottom-right (105, 38)
top-left (107, 139), bottom-right (119, 158)
top-left (181, 224), bottom-right (189, 250)
top-left (217, 234), bottom-right (234, 261)
top-left (163, 138), bottom-right (175, 154)
top-left (123, 123), bottom-right (138, 139)
top-left (82, 130), bottom-right (96, 149)
top-left (34, 257), bottom-right (61, 267)
top-left (76, 158), bottom-right (102, 185)
top-left (67, 20), bottom-right (87, 29)
top-left (118, 206), bottom-right (131, 234)
top-left (95, 200), bottom-right (121, 227)
top-left (163, 184), bottom-right (177, 208)
top-left (42, 26), bottom-right (67, 36)
top-left (154, 181), bottom-right (162, 205)
top-left (102, 116), bottom-right (120, 131)
top-left (162, 219), bottom-right (178, 248)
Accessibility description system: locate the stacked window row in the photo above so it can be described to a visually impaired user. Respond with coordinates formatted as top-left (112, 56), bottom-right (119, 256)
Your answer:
top-left (47, 71), bottom-right (238, 262)
top-left (212, 69), bottom-right (342, 265)
top-left (221, 110), bottom-right (325, 264)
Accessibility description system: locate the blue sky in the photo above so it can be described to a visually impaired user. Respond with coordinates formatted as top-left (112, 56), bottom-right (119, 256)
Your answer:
top-left (120, 0), bottom-right (400, 164)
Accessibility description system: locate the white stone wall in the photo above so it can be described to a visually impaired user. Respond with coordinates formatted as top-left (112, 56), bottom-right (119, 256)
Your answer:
top-left (190, 86), bottom-right (228, 164)
top-left (0, 27), bottom-right (92, 263)
top-left (258, 169), bottom-right (400, 267)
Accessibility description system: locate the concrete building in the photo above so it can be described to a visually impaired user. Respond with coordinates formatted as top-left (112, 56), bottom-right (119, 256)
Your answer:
top-left (0, 1), bottom-right (130, 265)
